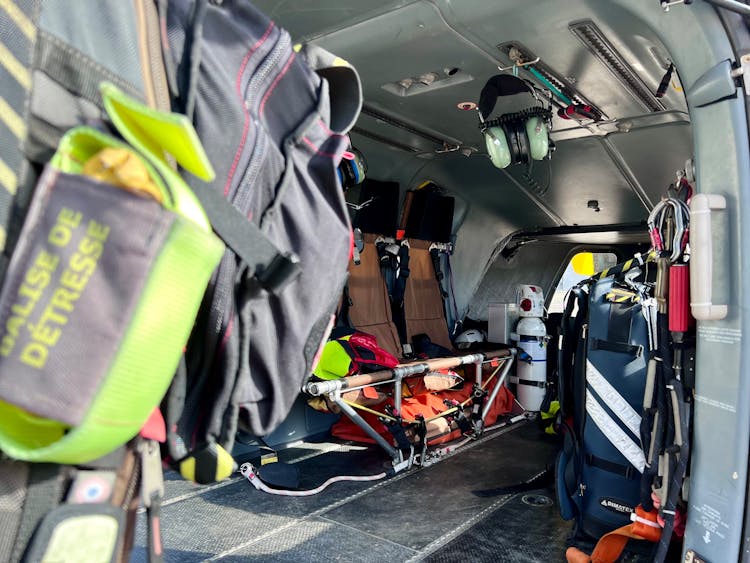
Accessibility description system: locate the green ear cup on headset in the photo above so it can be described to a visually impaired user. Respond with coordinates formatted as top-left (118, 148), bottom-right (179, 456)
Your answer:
top-left (525, 116), bottom-right (549, 161)
top-left (485, 126), bottom-right (511, 169)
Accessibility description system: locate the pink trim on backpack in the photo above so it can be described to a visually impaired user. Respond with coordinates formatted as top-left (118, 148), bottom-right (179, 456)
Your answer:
top-left (224, 22), bottom-right (275, 196)
top-left (301, 136), bottom-right (343, 158)
top-left (260, 52), bottom-right (296, 116)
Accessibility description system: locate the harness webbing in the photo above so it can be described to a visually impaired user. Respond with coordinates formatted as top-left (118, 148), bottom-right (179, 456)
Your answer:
top-left (429, 247), bottom-right (449, 299)
top-left (375, 238), bottom-right (410, 342)
top-left (376, 238), bottom-right (410, 304)
top-left (429, 243), bottom-right (460, 337)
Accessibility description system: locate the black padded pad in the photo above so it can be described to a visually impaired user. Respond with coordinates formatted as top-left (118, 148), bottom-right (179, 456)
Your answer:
top-left (351, 179), bottom-right (400, 237)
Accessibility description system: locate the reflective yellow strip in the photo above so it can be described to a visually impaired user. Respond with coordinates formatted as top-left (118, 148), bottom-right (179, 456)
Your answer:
top-left (0, 226), bottom-right (6, 251)
top-left (0, 95), bottom-right (25, 139)
top-left (0, 41), bottom-right (31, 89)
top-left (0, 156), bottom-right (17, 195)
top-left (260, 453), bottom-right (278, 466)
top-left (0, 0), bottom-right (36, 41)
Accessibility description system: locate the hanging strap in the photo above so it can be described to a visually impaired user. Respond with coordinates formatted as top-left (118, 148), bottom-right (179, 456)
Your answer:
top-left (375, 238), bottom-right (410, 305)
top-left (336, 283), bottom-right (353, 328)
top-left (585, 453), bottom-right (639, 480)
top-left (591, 338), bottom-right (642, 358)
top-left (444, 248), bottom-right (460, 336)
top-left (393, 241), bottom-right (410, 304)
top-left (558, 285), bottom-right (587, 417)
top-left (652, 379), bottom-right (690, 562)
top-left (376, 240), bottom-right (398, 299)
top-left (429, 247), bottom-right (449, 299)
top-left (190, 182), bottom-right (302, 293)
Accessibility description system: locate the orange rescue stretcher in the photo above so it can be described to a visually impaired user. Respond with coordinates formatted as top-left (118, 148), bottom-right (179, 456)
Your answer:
top-left (303, 348), bottom-right (518, 473)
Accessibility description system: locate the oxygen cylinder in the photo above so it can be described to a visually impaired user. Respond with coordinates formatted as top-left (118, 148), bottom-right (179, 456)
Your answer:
top-left (513, 285), bottom-right (547, 411)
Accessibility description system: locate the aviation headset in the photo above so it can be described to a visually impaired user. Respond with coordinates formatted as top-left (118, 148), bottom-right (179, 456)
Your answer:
top-left (338, 147), bottom-right (367, 189)
top-left (477, 74), bottom-right (553, 169)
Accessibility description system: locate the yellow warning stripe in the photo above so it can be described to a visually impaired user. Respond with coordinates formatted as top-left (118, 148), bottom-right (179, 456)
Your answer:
top-left (0, 95), bottom-right (25, 139)
top-left (0, 40), bottom-right (31, 89)
top-left (0, 0), bottom-right (36, 41)
top-left (605, 290), bottom-right (638, 303)
top-left (0, 156), bottom-right (17, 196)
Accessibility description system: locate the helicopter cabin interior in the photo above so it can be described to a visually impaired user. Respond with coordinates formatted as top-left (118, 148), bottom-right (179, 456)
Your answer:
top-left (63, 0), bottom-right (747, 561)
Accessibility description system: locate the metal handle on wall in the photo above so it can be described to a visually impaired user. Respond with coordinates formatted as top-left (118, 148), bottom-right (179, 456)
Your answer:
top-left (689, 193), bottom-right (728, 320)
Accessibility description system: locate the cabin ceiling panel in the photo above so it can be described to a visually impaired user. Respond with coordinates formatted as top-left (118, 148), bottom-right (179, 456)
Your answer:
top-left (257, 0), bottom-right (687, 161)
top-left (538, 137), bottom-right (651, 225)
top-left (417, 155), bottom-right (560, 230)
top-left (254, 0), bottom-right (693, 237)
top-left (606, 122), bottom-right (693, 206)
top-left (251, 1), bottom-right (416, 42)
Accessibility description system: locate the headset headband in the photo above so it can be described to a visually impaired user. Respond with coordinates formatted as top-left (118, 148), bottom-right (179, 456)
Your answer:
top-left (477, 74), bottom-right (538, 121)
top-left (479, 106), bottom-right (552, 132)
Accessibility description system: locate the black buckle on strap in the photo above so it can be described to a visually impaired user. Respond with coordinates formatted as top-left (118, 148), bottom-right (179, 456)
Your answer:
top-left (255, 252), bottom-right (302, 293)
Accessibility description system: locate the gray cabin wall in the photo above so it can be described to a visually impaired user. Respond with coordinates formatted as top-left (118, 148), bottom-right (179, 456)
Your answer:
top-left (465, 242), bottom-right (574, 322)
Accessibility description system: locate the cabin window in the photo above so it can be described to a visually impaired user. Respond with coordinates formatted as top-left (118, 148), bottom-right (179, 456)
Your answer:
top-left (548, 252), bottom-right (617, 313)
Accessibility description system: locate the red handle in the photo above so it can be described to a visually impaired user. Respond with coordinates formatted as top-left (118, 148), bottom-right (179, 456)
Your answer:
top-left (669, 264), bottom-right (690, 333)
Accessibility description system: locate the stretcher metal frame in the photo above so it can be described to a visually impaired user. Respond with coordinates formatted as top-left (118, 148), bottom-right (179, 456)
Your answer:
top-left (304, 348), bottom-right (517, 472)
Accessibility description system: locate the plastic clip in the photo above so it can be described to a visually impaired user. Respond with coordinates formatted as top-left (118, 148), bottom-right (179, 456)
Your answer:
top-left (255, 252), bottom-right (302, 293)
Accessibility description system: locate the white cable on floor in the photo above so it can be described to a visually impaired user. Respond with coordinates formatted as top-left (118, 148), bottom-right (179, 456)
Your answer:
top-left (240, 463), bottom-right (388, 496)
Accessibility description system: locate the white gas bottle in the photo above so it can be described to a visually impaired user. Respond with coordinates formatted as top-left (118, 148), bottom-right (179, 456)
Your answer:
top-left (513, 285), bottom-right (548, 411)
top-left (517, 284), bottom-right (545, 317)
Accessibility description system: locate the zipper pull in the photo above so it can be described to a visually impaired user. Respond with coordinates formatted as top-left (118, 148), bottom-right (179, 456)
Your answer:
top-left (138, 439), bottom-right (165, 563)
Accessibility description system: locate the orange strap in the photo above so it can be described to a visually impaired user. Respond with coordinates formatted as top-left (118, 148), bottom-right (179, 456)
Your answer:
top-left (566, 524), bottom-right (648, 563)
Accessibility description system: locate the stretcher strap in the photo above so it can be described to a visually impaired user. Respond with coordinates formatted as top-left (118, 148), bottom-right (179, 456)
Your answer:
top-left (566, 524), bottom-right (648, 563)
top-left (340, 360), bottom-right (504, 425)
top-left (342, 399), bottom-right (403, 423)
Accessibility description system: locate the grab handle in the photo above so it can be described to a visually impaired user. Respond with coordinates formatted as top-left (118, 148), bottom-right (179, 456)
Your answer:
top-left (689, 194), bottom-right (728, 320)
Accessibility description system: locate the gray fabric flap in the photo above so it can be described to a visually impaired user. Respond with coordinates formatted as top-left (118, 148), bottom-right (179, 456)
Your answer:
top-left (0, 168), bottom-right (173, 426)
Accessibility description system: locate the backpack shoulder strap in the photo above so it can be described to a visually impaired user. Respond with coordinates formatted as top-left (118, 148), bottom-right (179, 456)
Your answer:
top-left (189, 183), bottom-right (302, 293)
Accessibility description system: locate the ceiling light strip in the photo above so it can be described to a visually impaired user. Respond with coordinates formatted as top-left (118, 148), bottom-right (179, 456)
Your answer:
top-left (570, 20), bottom-right (665, 113)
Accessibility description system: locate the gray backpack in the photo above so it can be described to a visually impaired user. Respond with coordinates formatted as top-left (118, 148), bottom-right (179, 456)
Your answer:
top-left (161, 0), bottom-right (361, 484)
